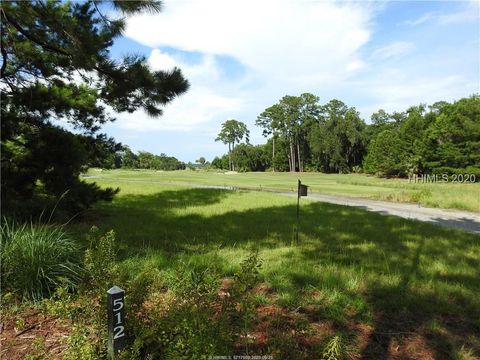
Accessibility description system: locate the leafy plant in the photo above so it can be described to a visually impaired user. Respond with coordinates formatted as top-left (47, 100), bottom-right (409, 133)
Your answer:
top-left (230, 249), bottom-right (263, 352)
top-left (322, 335), bottom-right (343, 360)
top-left (125, 266), bottom-right (230, 359)
top-left (121, 251), bottom-right (264, 360)
top-left (0, 219), bottom-right (82, 300)
top-left (126, 265), bottom-right (162, 311)
top-left (83, 226), bottom-right (118, 291)
top-left (62, 325), bottom-right (99, 360)
top-left (233, 249), bottom-right (263, 294)
top-left (25, 337), bottom-right (47, 360)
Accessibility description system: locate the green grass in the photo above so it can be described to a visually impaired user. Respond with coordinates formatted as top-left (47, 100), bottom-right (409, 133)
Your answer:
top-left (83, 169), bottom-right (480, 212)
top-left (72, 173), bottom-right (480, 358)
top-left (1, 220), bottom-right (82, 300)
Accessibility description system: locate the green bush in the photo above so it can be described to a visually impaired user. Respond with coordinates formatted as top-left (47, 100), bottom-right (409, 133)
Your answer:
top-left (125, 264), bottom-right (232, 360)
top-left (121, 251), bottom-right (263, 359)
top-left (83, 226), bottom-right (118, 292)
top-left (0, 219), bottom-right (82, 300)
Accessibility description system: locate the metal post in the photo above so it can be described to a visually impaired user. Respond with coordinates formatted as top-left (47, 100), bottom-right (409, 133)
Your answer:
top-left (107, 286), bottom-right (126, 358)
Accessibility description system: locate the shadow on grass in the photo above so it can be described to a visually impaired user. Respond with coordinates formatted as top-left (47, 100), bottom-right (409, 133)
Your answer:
top-left (89, 188), bottom-right (480, 358)
top-left (359, 233), bottom-right (480, 359)
top-left (118, 187), bottom-right (232, 210)
top-left (429, 216), bottom-right (480, 234)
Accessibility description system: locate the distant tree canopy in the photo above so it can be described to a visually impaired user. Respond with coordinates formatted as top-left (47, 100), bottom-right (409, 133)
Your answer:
top-left (256, 93), bottom-right (320, 172)
top-left (85, 145), bottom-right (186, 171)
top-left (308, 99), bottom-right (366, 173)
top-left (1, 0), bottom-right (189, 216)
top-left (215, 119), bottom-right (249, 171)
top-left (196, 157), bottom-right (206, 166)
top-left (364, 96), bottom-right (480, 177)
top-left (135, 151), bottom-right (185, 171)
top-left (214, 94), bottom-right (479, 179)
top-left (254, 94), bottom-right (367, 173)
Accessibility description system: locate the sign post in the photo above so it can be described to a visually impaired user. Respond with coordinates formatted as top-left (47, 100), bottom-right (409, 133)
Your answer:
top-left (107, 286), bottom-right (126, 358)
top-left (295, 180), bottom-right (308, 244)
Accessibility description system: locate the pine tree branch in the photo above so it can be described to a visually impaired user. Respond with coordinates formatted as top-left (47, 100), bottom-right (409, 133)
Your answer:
top-left (1, 12), bottom-right (8, 78)
top-left (1, 8), bottom-right (71, 57)
top-left (1, 38), bottom-right (7, 78)
top-left (33, 0), bottom-right (79, 47)
top-left (93, 0), bottom-right (113, 26)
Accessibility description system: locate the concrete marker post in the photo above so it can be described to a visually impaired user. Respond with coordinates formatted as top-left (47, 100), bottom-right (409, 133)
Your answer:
top-left (107, 286), bottom-right (126, 358)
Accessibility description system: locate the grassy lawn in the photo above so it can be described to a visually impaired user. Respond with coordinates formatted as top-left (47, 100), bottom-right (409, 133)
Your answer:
top-left (83, 169), bottom-right (480, 212)
top-left (70, 173), bottom-right (480, 359)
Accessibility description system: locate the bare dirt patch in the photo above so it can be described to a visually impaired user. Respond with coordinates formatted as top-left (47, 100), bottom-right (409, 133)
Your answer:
top-left (1, 309), bottom-right (71, 359)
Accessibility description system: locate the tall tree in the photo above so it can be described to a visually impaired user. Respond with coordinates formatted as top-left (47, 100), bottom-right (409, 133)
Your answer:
top-left (215, 119), bottom-right (249, 171)
top-left (363, 129), bottom-right (408, 176)
top-left (196, 157), bottom-right (206, 166)
top-left (256, 93), bottom-right (319, 172)
top-left (419, 96), bottom-right (480, 176)
top-left (1, 0), bottom-right (189, 214)
top-left (231, 143), bottom-right (270, 172)
top-left (256, 104), bottom-right (283, 172)
top-left (308, 100), bottom-right (366, 173)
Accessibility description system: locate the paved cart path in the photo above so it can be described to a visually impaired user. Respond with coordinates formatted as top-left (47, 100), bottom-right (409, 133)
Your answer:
top-left (82, 175), bottom-right (480, 234)
top-left (278, 191), bottom-right (480, 234)
top-left (180, 183), bottom-right (480, 234)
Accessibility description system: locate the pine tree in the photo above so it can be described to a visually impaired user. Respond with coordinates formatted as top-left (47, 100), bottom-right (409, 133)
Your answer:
top-left (1, 1), bottom-right (189, 215)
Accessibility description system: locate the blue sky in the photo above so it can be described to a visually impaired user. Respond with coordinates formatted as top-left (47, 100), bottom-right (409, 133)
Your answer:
top-left (101, 0), bottom-right (479, 163)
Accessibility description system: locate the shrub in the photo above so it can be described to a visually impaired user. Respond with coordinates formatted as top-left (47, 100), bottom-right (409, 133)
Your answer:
top-left (62, 325), bottom-right (99, 360)
top-left (0, 219), bottom-right (82, 300)
top-left (122, 251), bottom-right (264, 359)
top-left (83, 226), bottom-right (118, 292)
top-left (125, 264), bottom-right (232, 359)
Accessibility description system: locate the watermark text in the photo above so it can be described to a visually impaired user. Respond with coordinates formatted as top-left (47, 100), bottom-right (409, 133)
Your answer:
top-left (409, 174), bottom-right (476, 183)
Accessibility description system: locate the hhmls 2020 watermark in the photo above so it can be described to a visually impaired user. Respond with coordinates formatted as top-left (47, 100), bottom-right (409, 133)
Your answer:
top-left (409, 174), bottom-right (477, 183)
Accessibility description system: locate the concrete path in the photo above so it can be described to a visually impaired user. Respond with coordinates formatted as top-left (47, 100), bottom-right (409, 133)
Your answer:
top-left (279, 191), bottom-right (480, 234)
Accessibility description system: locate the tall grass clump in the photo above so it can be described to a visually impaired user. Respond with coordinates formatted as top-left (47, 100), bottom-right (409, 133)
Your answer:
top-left (1, 219), bottom-right (82, 300)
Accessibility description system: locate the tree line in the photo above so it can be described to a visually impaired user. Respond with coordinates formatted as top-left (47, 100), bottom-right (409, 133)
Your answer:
top-left (101, 146), bottom-right (186, 171)
top-left (213, 94), bottom-right (480, 178)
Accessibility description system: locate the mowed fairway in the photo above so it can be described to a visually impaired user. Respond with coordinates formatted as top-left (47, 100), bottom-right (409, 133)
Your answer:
top-left (84, 169), bottom-right (480, 212)
top-left (78, 171), bottom-right (480, 359)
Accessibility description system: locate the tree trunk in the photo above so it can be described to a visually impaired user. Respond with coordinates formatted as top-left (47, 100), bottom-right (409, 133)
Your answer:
top-left (272, 135), bottom-right (275, 172)
top-left (228, 143), bottom-right (232, 171)
top-left (297, 140), bottom-right (302, 172)
top-left (232, 142), bottom-right (235, 171)
top-left (290, 139), bottom-right (295, 172)
top-left (287, 146), bottom-right (292, 172)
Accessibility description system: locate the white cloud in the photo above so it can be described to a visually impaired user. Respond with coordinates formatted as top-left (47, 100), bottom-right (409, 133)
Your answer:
top-left (371, 75), bottom-right (472, 105)
top-left (346, 59), bottom-right (367, 72)
top-left (113, 0), bottom-right (477, 138)
top-left (404, 12), bottom-right (435, 26)
top-left (125, 0), bottom-right (373, 81)
top-left (147, 49), bottom-right (177, 70)
top-left (355, 72), bottom-right (478, 121)
top-left (372, 41), bottom-right (414, 60)
top-left (115, 49), bottom-right (243, 131)
top-left (117, 0), bottom-right (374, 131)
top-left (405, 2), bottom-right (480, 26)
top-left (437, 9), bottom-right (479, 25)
